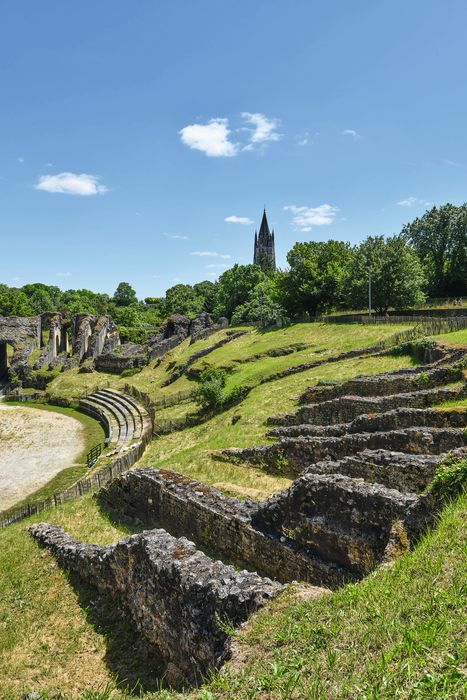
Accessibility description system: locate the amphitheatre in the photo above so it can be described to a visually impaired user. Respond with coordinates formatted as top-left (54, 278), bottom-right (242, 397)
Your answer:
top-left (0, 302), bottom-right (465, 698)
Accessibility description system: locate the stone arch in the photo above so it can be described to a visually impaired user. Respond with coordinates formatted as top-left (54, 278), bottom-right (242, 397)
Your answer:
top-left (0, 342), bottom-right (14, 380)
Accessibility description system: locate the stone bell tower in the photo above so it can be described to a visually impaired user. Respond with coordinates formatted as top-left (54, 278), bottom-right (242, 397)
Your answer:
top-left (253, 208), bottom-right (276, 271)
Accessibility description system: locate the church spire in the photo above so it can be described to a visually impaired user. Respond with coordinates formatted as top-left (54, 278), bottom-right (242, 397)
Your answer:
top-left (253, 208), bottom-right (276, 271)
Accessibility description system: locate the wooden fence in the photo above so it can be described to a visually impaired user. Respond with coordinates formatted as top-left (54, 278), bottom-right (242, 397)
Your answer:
top-left (0, 420), bottom-right (152, 529)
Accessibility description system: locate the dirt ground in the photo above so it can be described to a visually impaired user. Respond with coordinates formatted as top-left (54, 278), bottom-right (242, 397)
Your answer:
top-left (0, 403), bottom-right (86, 510)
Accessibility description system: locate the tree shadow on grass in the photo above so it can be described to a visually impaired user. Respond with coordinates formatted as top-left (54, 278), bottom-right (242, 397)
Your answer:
top-left (66, 569), bottom-right (167, 694)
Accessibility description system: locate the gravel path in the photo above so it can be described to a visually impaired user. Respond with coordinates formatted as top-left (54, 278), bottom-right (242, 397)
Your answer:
top-left (0, 404), bottom-right (86, 510)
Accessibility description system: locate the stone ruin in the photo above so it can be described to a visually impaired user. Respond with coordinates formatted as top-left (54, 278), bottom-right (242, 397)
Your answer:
top-left (95, 312), bottom-right (228, 374)
top-left (30, 347), bottom-right (467, 687)
top-left (0, 312), bottom-right (119, 385)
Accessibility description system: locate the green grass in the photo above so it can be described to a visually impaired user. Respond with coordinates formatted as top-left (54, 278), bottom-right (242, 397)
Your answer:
top-left (435, 328), bottom-right (467, 347)
top-left (0, 495), bottom-right (139, 700)
top-left (436, 397), bottom-right (467, 412)
top-left (203, 493), bottom-right (467, 700)
top-left (46, 323), bottom-right (415, 404)
top-left (1, 402), bottom-right (105, 512)
top-left (0, 492), bottom-right (464, 699)
top-left (0, 322), bottom-right (464, 699)
top-left (141, 353), bottom-right (417, 500)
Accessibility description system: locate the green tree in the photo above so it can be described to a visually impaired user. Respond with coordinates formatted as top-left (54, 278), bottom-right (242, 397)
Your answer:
top-left (0, 285), bottom-right (33, 316)
top-left (215, 264), bottom-right (267, 319)
top-left (113, 281), bottom-right (138, 307)
top-left (231, 279), bottom-right (287, 327)
top-left (279, 240), bottom-right (353, 317)
top-left (22, 283), bottom-right (62, 309)
top-left (345, 235), bottom-right (426, 313)
top-left (402, 203), bottom-right (467, 297)
top-left (193, 280), bottom-right (218, 314)
top-left (164, 284), bottom-right (204, 317)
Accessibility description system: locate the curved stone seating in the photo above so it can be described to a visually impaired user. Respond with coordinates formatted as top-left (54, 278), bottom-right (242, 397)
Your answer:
top-left (79, 389), bottom-right (150, 452)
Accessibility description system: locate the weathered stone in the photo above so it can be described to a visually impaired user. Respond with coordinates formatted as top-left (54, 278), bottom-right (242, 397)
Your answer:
top-left (30, 522), bottom-right (282, 687)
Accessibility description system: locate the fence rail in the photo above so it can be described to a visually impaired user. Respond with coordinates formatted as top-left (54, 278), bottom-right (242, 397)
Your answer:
top-left (0, 422), bottom-right (152, 529)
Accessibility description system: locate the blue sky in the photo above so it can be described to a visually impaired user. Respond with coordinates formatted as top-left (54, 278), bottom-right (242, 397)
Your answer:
top-left (1, 0), bottom-right (466, 299)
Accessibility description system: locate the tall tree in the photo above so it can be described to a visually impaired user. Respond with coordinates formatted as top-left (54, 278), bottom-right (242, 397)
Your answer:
top-left (279, 240), bottom-right (353, 317)
top-left (346, 235), bottom-right (426, 313)
top-left (113, 281), bottom-right (138, 307)
top-left (402, 204), bottom-right (467, 297)
top-left (215, 264), bottom-right (267, 319)
top-left (193, 280), bottom-right (218, 314)
top-left (164, 284), bottom-right (204, 317)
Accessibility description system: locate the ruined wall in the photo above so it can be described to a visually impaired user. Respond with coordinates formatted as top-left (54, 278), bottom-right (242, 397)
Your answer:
top-left (271, 385), bottom-right (466, 427)
top-left (223, 427), bottom-right (466, 472)
top-left (303, 449), bottom-right (444, 493)
top-left (299, 366), bottom-right (463, 404)
top-left (269, 407), bottom-right (467, 438)
top-left (98, 468), bottom-right (352, 587)
top-left (30, 522), bottom-right (282, 687)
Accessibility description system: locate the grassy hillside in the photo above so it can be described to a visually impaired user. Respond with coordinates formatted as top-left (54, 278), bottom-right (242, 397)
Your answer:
top-left (140, 353), bottom-right (418, 500)
top-left (47, 322), bottom-right (415, 401)
top-left (0, 321), bottom-right (465, 699)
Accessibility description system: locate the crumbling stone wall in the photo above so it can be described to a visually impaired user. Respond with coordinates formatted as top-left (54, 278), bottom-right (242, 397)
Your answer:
top-left (299, 365), bottom-right (463, 404)
top-left (269, 407), bottom-right (467, 438)
top-left (252, 472), bottom-right (436, 575)
top-left (303, 449), bottom-right (449, 493)
top-left (0, 315), bottom-right (41, 379)
top-left (270, 384), bottom-right (466, 427)
top-left (222, 427), bottom-right (466, 472)
top-left (30, 522), bottom-right (282, 687)
top-left (98, 468), bottom-right (345, 586)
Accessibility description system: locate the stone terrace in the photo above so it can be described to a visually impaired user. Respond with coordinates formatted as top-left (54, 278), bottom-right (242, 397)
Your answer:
top-left (30, 350), bottom-right (467, 687)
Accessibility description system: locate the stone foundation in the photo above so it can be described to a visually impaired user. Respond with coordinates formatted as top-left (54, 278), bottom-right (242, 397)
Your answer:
top-left (30, 522), bottom-right (282, 687)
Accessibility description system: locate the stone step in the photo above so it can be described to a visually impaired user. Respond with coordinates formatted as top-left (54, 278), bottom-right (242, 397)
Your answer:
top-left (268, 407), bottom-right (466, 438)
top-left (269, 384), bottom-right (465, 427)
top-left (299, 365), bottom-right (463, 405)
top-left (84, 394), bottom-right (130, 446)
top-left (221, 427), bottom-right (466, 473)
top-left (303, 448), bottom-right (450, 493)
top-left (78, 398), bottom-right (117, 445)
top-left (94, 390), bottom-right (139, 438)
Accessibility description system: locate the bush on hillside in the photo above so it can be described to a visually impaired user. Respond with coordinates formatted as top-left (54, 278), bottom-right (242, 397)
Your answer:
top-left (428, 453), bottom-right (467, 498)
top-left (193, 366), bottom-right (250, 411)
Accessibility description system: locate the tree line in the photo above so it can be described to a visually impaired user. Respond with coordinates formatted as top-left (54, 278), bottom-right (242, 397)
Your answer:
top-left (1, 204), bottom-right (465, 330)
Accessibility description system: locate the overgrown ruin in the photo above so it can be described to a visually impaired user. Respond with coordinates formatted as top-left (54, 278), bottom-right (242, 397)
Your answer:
top-left (30, 346), bottom-right (467, 688)
top-left (0, 312), bottom-right (119, 384)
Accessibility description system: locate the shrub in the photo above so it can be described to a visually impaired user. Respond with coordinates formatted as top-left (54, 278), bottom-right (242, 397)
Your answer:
top-left (224, 384), bottom-right (251, 406)
top-left (391, 337), bottom-right (436, 362)
top-left (120, 367), bottom-right (142, 378)
top-left (428, 453), bottom-right (467, 498)
top-left (193, 367), bottom-right (227, 411)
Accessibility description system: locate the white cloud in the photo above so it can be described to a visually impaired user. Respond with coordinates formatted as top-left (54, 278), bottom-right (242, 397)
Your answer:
top-left (224, 215), bottom-right (253, 225)
top-left (443, 159), bottom-right (462, 167)
top-left (284, 204), bottom-right (338, 231)
top-left (164, 232), bottom-right (190, 240)
top-left (241, 112), bottom-right (281, 150)
top-left (17, 157), bottom-right (24, 163)
top-left (207, 272), bottom-right (219, 277)
top-left (179, 118), bottom-right (238, 157)
top-left (56, 271), bottom-right (72, 277)
top-left (191, 251), bottom-right (231, 259)
top-left (206, 263), bottom-right (229, 269)
top-left (396, 197), bottom-right (431, 207)
top-left (34, 172), bottom-right (108, 195)
top-left (341, 129), bottom-right (361, 140)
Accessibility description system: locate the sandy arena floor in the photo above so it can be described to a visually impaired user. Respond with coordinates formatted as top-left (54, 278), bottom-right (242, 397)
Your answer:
top-left (0, 403), bottom-right (86, 511)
